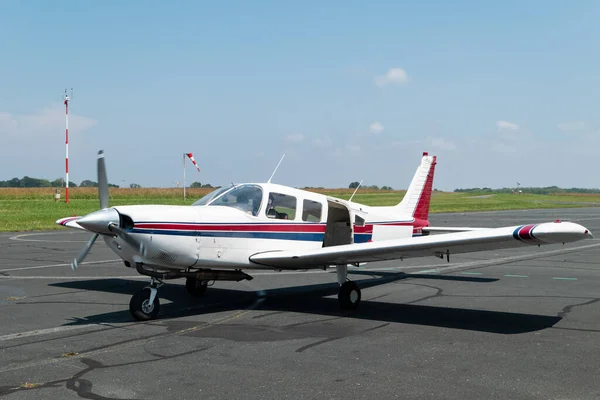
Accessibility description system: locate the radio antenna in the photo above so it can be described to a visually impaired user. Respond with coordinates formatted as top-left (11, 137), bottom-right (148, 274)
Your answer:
top-left (348, 180), bottom-right (363, 202)
top-left (267, 153), bottom-right (286, 183)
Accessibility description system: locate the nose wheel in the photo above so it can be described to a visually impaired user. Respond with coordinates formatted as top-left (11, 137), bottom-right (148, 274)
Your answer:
top-left (129, 278), bottom-right (162, 321)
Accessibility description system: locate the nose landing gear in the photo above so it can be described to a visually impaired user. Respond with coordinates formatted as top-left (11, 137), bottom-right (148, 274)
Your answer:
top-left (129, 277), bottom-right (163, 321)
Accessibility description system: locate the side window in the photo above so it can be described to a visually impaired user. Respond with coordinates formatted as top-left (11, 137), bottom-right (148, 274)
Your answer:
top-left (266, 192), bottom-right (297, 220)
top-left (302, 200), bottom-right (322, 222)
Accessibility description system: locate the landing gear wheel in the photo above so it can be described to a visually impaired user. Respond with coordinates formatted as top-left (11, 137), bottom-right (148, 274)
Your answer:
top-left (338, 281), bottom-right (361, 310)
top-left (185, 278), bottom-right (208, 297)
top-left (129, 288), bottom-right (160, 321)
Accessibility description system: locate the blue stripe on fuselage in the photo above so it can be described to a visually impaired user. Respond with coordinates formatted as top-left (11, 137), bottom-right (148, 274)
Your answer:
top-left (132, 229), bottom-right (421, 242)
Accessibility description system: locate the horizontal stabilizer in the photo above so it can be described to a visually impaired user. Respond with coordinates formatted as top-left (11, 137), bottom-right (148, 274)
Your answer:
top-left (56, 216), bottom-right (86, 231)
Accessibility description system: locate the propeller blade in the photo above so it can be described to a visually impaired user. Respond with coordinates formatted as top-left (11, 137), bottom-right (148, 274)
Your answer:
top-left (108, 224), bottom-right (147, 257)
top-left (98, 150), bottom-right (109, 209)
top-left (71, 233), bottom-right (99, 271)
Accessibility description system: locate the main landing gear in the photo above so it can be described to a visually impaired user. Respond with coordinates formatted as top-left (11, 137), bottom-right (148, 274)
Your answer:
top-left (185, 277), bottom-right (208, 297)
top-left (128, 263), bottom-right (253, 321)
top-left (336, 264), bottom-right (361, 310)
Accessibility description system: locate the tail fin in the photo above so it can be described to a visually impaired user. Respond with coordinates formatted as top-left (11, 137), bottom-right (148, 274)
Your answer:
top-left (395, 152), bottom-right (437, 221)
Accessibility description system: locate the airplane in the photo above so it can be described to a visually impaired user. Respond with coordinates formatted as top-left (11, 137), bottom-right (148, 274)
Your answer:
top-left (57, 150), bottom-right (594, 321)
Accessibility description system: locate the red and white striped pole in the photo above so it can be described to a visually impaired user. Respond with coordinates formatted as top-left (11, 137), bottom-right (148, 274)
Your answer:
top-left (64, 90), bottom-right (70, 203)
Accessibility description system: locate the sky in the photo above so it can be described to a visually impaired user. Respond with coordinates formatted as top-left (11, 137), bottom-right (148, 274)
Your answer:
top-left (1, 0), bottom-right (599, 192)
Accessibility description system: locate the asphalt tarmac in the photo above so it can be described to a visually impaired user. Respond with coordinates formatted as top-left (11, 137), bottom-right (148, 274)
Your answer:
top-left (1, 208), bottom-right (600, 399)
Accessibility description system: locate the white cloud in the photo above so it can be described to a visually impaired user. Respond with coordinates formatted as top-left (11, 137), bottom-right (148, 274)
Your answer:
top-left (496, 120), bottom-right (519, 131)
top-left (285, 133), bottom-right (304, 143)
top-left (557, 121), bottom-right (586, 132)
top-left (430, 138), bottom-right (456, 150)
top-left (375, 67), bottom-right (409, 87)
top-left (313, 136), bottom-right (332, 147)
top-left (0, 104), bottom-right (97, 138)
top-left (369, 121), bottom-right (384, 134)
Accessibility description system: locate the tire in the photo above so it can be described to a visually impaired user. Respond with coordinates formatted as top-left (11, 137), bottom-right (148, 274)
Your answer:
top-left (338, 281), bottom-right (361, 310)
top-left (129, 288), bottom-right (160, 321)
top-left (185, 278), bottom-right (208, 297)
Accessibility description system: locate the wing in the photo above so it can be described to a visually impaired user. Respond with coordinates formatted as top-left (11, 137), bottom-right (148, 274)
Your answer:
top-left (250, 221), bottom-right (592, 269)
top-left (56, 216), bottom-right (86, 231)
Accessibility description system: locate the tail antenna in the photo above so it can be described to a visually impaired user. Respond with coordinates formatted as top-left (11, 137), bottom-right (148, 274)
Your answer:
top-left (267, 153), bottom-right (286, 183)
top-left (349, 180), bottom-right (363, 202)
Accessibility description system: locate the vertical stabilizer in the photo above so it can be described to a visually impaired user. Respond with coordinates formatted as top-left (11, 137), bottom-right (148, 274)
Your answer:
top-left (395, 152), bottom-right (437, 221)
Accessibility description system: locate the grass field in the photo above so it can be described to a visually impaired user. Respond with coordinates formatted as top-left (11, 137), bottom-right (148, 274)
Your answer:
top-left (1, 187), bottom-right (599, 232)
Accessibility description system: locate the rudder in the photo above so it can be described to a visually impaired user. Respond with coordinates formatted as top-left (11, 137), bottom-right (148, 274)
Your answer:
top-left (395, 152), bottom-right (437, 221)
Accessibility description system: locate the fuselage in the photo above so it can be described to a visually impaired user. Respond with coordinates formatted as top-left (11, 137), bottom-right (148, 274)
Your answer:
top-left (103, 183), bottom-right (428, 271)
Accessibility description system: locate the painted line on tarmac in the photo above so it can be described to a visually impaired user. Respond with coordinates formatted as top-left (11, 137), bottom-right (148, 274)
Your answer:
top-left (1, 241), bottom-right (598, 279)
top-left (407, 241), bottom-right (600, 276)
top-left (505, 274), bottom-right (529, 278)
top-left (9, 232), bottom-right (91, 243)
top-left (0, 259), bottom-right (122, 273)
top-left (0, 324), bottom-right (101, 342)
top-left (0, 275), bottom-right (143, 280)
top-left (553, 277), bottom-right (578, 281)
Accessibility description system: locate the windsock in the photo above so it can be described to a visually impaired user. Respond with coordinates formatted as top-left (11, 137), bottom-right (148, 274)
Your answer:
top-left (186, 153), bottom-right (200, 172)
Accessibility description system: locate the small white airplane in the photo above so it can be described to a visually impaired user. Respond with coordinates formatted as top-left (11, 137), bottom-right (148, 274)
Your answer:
top-left (57, 151), bottom-right (593, 321)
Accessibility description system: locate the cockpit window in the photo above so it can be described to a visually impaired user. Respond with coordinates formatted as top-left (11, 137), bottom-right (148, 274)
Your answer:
top-left (206, 184), bottom-right (263, 216)
top-left (191, 186), bottom-right (231, 206)
top-left (266, 192), bottom-right (297, 220)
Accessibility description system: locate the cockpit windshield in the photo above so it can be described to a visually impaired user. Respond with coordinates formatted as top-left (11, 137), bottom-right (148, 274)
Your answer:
top-left (193, 184), bottom-right (264, 216)
top-left (191, 186), bottom-right (232, 206)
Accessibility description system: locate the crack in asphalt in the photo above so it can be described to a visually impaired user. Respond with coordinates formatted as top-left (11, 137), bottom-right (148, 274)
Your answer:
top-left (557, 298), bottom-right (600, 319)
top-left (0, 347), bottom-right (210, 399)
top-left (294, 322), bottom-right (391, 353)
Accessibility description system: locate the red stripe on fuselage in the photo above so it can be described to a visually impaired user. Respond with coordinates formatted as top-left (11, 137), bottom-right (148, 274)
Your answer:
top-left (135, 223), bottom-right (327, 232)
top-left (135, 220), bottom-right (428, 234)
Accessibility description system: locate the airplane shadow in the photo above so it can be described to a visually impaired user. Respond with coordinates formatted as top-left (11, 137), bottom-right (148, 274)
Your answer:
top-left (49, 272), bottom-right (560, 335)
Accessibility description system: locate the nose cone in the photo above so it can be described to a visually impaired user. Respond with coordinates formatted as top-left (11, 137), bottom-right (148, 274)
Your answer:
top-left (77, 208), bottom-right (120, 235)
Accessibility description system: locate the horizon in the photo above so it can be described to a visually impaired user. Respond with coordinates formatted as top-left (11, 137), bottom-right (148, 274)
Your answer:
top-left (1, 1), bottom-right (599, 191)
top-left (2, 175), bottom-right (600, 193)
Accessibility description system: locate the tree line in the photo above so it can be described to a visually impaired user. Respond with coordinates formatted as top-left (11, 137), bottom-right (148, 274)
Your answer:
top-left (348, 181), bottom-right (394, 190)
top-left (454, 186), bottom-right (600, 194)
top-left (0, 177), bottom-right (215, 189)
top-left (1, 177), bottom-right (126, 188)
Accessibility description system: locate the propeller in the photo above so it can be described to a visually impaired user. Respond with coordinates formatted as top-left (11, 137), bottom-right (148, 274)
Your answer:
top-left (98, 150), bottom-right (109, 210)
top-left (70, 150), bottom-right (146, 270)
top-left (71, 233), bottom-right (99, 271)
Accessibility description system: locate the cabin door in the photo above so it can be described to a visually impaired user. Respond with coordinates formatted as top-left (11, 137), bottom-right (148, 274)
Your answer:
top-left (323, 200), bottom-right (354, 247)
